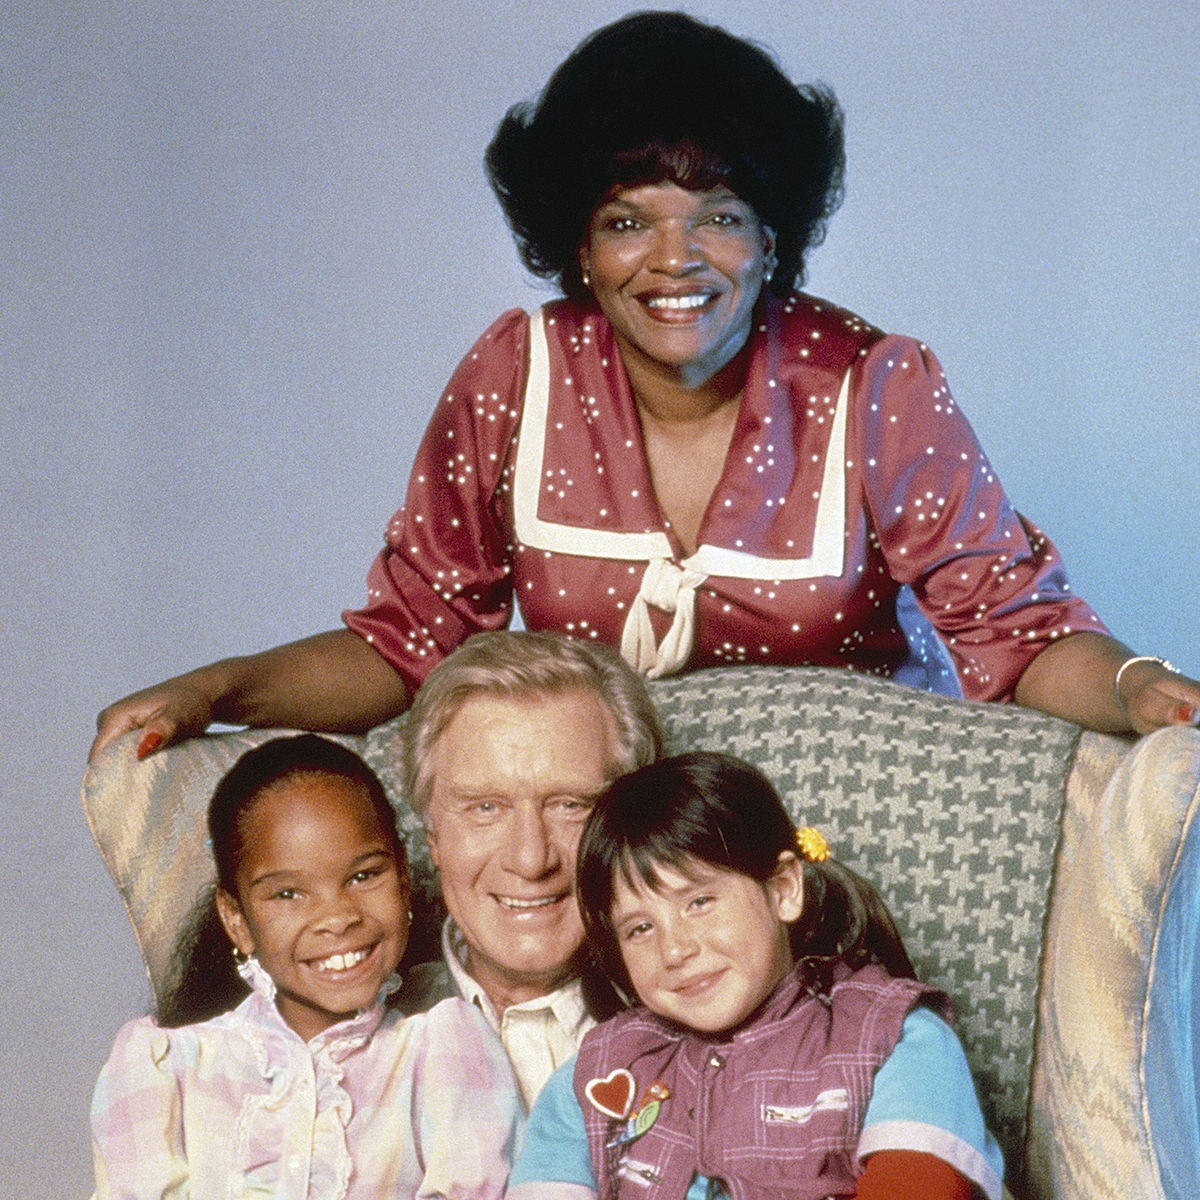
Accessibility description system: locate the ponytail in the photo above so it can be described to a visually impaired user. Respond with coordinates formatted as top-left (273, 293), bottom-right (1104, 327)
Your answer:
top-left (157, 888), bottom-right (247, 1027)
top-left (788, 856), bottom-right (914, 995)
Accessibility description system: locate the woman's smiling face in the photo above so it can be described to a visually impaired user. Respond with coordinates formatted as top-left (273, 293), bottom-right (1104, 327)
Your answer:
top-left (216, 772), bottom-right (409, 1042)
top-left (582, 181), bottom-right (773, 387)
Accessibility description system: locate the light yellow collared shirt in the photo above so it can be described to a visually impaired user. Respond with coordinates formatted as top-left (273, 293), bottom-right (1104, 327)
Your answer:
top-left (442, 920), bottom-right (593, 1109)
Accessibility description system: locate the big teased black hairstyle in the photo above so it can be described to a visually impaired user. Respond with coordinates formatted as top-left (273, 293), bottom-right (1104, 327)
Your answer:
top-left (158, 735), bottom-right (407, 1027)
top-left (486, 11), bottom-right (845, 303)
top-left (575, 751), bottom-right (914, 1021)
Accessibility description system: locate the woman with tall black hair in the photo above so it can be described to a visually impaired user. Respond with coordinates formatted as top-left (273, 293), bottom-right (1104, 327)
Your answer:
top-left (92, 11), bottom-right (1200, 761)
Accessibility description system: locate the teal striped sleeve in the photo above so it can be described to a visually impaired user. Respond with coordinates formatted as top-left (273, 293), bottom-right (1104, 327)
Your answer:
top-left (860, 1007), bottom-right (1005, 1200)
top-left (508, 1057), bottom-right (598, 1199)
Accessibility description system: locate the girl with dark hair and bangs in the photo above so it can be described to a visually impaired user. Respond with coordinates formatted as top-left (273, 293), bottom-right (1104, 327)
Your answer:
top-left (93, 12), bottom-right (1199, 768)
top-left (509, 752), bottom-right (1003, 1200)
top-left (90, 735), bottom-right (521, 1199)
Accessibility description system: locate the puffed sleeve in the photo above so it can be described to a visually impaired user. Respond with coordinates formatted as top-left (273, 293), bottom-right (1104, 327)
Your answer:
top-left (90, 1019), bottom-right (187, 1200)
top-left (412, 998), bottom-right (524, 1200)
top-left (855, 336), bottom-right (1108, 700)
top-left (343, 309), bottom-right (530, 696)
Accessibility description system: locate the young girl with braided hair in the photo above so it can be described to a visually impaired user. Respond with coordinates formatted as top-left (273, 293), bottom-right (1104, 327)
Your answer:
top-left (508, 751), bottom-right (1003, 1200)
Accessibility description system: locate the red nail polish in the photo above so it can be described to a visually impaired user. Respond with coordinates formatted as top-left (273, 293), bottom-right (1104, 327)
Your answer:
top-left (1176, 704), bottom-right (1197, 725)
top-left (137, 731), bottom-right (163, 758)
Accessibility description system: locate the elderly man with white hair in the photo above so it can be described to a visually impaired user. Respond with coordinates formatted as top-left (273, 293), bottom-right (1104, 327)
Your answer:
top-left (393, 631), bottom-right (663, 1107)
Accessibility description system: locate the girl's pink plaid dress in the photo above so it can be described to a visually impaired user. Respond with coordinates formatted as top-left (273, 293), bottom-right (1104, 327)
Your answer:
top-left (91, 975), bottom-right (522, 1199)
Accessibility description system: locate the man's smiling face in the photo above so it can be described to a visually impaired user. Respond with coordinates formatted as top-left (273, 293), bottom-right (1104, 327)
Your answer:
top-left (424, 688), bottom-right (617, 1011)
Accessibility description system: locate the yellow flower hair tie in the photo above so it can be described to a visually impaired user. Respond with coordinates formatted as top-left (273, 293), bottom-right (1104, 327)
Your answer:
top-left (796, 826), bottom-right (830, 862)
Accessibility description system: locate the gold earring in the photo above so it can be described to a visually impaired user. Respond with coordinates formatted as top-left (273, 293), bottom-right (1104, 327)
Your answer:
top-left (581, 269), bottom-right (591, 288)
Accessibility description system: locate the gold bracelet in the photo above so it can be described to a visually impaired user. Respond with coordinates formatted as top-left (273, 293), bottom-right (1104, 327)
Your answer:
top-left (1114, 655), bottom-right (1176, 714)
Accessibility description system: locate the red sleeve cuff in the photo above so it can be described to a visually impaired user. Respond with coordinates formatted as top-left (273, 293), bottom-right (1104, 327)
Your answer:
top-left (854, 1149), bottom-right (977, 1200)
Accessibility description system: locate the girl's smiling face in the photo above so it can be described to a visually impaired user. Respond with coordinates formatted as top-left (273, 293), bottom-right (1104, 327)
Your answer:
top-left (611, 853), bottom-right (803, 1034)
top-left (216, 771), bottom-right (409, 1042)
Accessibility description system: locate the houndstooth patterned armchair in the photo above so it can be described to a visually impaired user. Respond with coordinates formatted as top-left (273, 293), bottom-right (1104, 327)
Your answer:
top-left (83, 665), bottom-right (1200, 1200)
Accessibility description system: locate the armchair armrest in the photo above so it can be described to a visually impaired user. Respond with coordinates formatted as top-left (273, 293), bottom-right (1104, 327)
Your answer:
top-left (1028, 725), bottom-right (1200, 1200)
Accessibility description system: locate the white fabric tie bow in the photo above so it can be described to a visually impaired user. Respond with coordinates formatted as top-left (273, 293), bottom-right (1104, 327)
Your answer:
top-left (620, 558), bottom-right (708, 679)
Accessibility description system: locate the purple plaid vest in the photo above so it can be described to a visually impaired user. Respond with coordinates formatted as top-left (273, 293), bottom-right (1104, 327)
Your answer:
top-left (573, 963), bottom-right (950, 1200)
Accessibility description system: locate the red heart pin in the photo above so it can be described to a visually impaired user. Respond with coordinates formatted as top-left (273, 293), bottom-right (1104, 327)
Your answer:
top-left (584, 1067), bottom-right (637, 1120)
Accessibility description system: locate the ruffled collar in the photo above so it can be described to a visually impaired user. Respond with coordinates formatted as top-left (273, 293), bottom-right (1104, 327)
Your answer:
top-left (236, 954), bottom-right (403, 1052)
top-left (227, 960), bottom-right (409, 1200)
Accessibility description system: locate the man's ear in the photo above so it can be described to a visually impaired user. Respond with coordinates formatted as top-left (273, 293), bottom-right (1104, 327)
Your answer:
top-left (215, 888), bottom-right (255, 958)
top-left (423, 811), bottom-right (441, 870)
top-left (767, 850), bottom-right (804, 924)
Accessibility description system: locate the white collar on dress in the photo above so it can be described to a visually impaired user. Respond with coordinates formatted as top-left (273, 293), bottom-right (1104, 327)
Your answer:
top-left (513, 306), bottom-right (850, 677)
